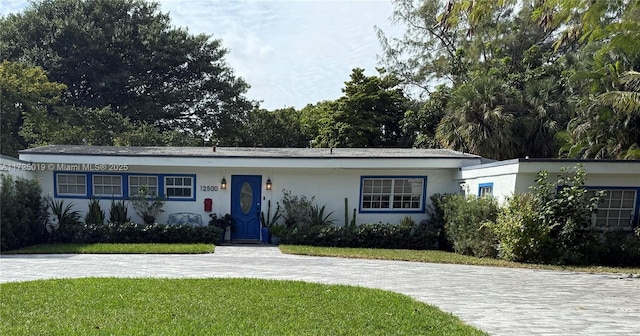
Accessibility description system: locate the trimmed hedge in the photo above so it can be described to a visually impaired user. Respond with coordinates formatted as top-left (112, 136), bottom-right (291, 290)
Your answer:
top-left (281, 221), bottom-right (441, 250)
top-left (75, 222), bottom-right (223, 244)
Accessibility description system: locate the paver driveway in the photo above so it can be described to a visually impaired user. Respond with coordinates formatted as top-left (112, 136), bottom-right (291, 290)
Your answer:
top-left (1, 245), bottom-right (638, 335)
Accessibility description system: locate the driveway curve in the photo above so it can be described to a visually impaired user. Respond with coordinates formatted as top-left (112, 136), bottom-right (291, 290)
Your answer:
top-left (1, 245), bottom-right (638, 335)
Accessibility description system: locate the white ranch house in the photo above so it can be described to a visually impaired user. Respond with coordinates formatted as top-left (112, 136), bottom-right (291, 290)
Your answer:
top-left (7, 145), bottom-right (640, 241)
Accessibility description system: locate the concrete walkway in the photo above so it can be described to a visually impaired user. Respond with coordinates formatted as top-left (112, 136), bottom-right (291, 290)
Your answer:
top-left (1, 245), bottom-right (638, 335)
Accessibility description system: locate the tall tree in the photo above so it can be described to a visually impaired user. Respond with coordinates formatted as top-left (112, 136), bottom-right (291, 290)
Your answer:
top-left (547, 0), bottom-right (640, 159)
top-left (238, 107), bottom-right (311, 147)
top-left (0, 0), bottom-right (252, 143)
top-left (304, 68), bottom-right (410, 148)
top-left (381, 0), bottom-right (572, 159)
top-left (0, 61), bottom-right (66, 157)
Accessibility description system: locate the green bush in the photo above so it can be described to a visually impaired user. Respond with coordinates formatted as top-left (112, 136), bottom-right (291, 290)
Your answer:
top-left (48, 199), bottom-right (82, 243)
top-left (425, 193), bottom-right (453, 250)
top-left (85, 198), bottom-right (105, 225)
top-left (76, 222), bottom-right (223, 244)
top-left (281, 221), bottom-right (440, 250)
top-left (486, 193), bottom-right (551, 263)
top-left (0, 175), bottom-right (48, 251)
top-left (109, 199), bottom-right (130, 224)
top-left (129, 186), bottom-right (165, 224)
top-left (280, 189), bottom-right (314, 227)
top-left (442, 194), bottom-right (499, 258)
top-left (531, 165), bottom-right (602, 265)
top-left (597, 232), bottom-right (640, 267)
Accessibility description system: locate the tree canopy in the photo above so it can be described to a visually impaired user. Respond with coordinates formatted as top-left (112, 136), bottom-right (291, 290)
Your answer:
top-left (1, 0), bottom-right (252, 151)
top-left (377, 0), bottom-right (640, 159)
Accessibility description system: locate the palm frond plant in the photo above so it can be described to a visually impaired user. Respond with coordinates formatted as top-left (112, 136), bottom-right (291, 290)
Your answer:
top-left (48, 198), bottom-right (82, 242)
top-left (306, 204), bottom-right (335, 227)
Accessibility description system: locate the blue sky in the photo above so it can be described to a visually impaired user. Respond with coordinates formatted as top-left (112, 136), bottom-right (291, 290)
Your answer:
top-left (1, 0), bottom-right (400, 110)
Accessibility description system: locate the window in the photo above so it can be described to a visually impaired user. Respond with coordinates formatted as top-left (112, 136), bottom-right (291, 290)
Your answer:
top-left (588, 189), bottom-right (637, 230)
top-left (54, 173), bottom-right (195, 200)
top-left (93, 175), bottom-right (122, 197)
top-left (479, 183), bottom-right (494, 197)
top-left (165, 176), bottom-right (193, 198)
top-left (129, 175), bottom-right (158, 196)
top-left (361, 177), bottom-right (425, 212)
top-left (56, 173), bottom-right (87, 196)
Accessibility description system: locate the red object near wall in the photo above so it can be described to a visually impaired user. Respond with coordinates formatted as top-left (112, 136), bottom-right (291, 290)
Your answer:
top-left (204, 198), bottom-right (213, 212)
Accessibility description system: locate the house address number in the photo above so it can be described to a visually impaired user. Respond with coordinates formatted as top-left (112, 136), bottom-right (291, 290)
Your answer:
top-left (200, 185), bottom-right (218, 192)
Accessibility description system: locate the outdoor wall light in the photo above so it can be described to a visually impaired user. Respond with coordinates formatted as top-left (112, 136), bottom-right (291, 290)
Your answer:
top-left (220, 177), bottom-right (227, 190)
top-left (265, 178), bottom-right (272, 190)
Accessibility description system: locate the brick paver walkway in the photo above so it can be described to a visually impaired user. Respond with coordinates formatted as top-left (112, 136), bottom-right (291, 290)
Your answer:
top-left (1, 245), bottom-right (638, 335)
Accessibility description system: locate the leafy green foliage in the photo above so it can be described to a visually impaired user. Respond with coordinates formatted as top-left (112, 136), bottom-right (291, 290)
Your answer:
top-left (302, 68), bottom-right (411, 148)
top-left (84, 198), bottom-right (105, 226)
top-left (282, 221), bottom-right (441, 250)
top-left (75, 222), bottom-right (222, 244)
top-left (530, 165), bottom-right (602, 264)
top-left (1, 0), bottom-right (251, 146)
top-left (0, 175), bottom-right (48, 251)
top-left (48, 199), bottom-right (82, 243)
top-left (305, 204), bottom-right (335, 227)
top-left (280, 189), bottom-right (315, 227)
top-left (237, 107), bottom-right (311, 147)
top-left (129, 186), bottom-right (165, 225)
top-left (0, 61), bottom-right (66, 156)
top-left (425, 193), bottom-right (453, 251)
top-left (486, 193), bottom-right (551, 262)
top-left (485, 165), bottom-right (637, 266)
top-left (442, 195), bottom-right (499, 258)
top-left (108, 199), bottom-right (130, 224)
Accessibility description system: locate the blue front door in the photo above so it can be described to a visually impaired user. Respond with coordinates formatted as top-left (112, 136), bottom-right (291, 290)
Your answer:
top-left (231, 175), bottom-right (262, 240)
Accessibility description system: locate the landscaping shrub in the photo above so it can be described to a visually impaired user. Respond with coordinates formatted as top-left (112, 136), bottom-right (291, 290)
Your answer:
top-left (486, 193), bottom-right (551, 263)
top-left (109, 199), bottom-right (130, 224)
top-left (48, 199), bottom-right (82, 243)
top-left (442, 194), bottom-right (499, 258)
top-left (530, 165), bottom-right (602, 265)
top-left (0, 175), bottom-right (47, 251)
top-left (425, 193), bottom-right (453, 250)
top-left (76, 222), bottom-right (223, 244)
top-left (281, 221), bottom-right (440, 250)
top-left (84, 198), bottom-right (105, 226)
top-left (280, 189), bottom-right (314, 227)
top-left (129, 186), bottom-right (165, 224)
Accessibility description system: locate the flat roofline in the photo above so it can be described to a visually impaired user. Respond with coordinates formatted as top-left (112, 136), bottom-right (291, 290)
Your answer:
top-left (20, 145), bottom-right (482, 160)
top-left (461, 158), bottom-right (640, 171)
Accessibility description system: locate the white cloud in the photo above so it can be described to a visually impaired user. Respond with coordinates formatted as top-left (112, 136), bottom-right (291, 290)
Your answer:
top-left (2, 0), bottom-right (401, 110)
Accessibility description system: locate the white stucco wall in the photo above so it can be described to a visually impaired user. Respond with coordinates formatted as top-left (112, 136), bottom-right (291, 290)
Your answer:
top-left (0, 155), bottom-right (37, 180)
top-left (457, 160), bottom-right (640, 203)
top-left (34, 164), bottom-right (461, 226)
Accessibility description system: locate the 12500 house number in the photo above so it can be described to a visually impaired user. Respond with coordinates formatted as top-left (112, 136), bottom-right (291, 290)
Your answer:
top-left (200, 185), bottom-right (218, 192)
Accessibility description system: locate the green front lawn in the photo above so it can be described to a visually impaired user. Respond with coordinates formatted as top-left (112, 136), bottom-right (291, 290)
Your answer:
top-left (2, 243), bottom-right (214, 254)
top-left (0, 278), bottom-right (486, 336)
top-left (279, 245), bottom-right (640, 274)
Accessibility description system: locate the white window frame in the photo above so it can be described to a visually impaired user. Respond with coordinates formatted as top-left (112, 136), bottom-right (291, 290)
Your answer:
top-left (589, 189), bottom-right (637, 231)
top-left (128, 175), bottom-right (158, 197)
top-left (360, 177), bottom-right (425, 213)
top-left (92, 175), bottom-right (123, 197)
top-left (165, 176), bottom-right (193, 199)
top-left (56, 173), bottom-right (87, 196)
